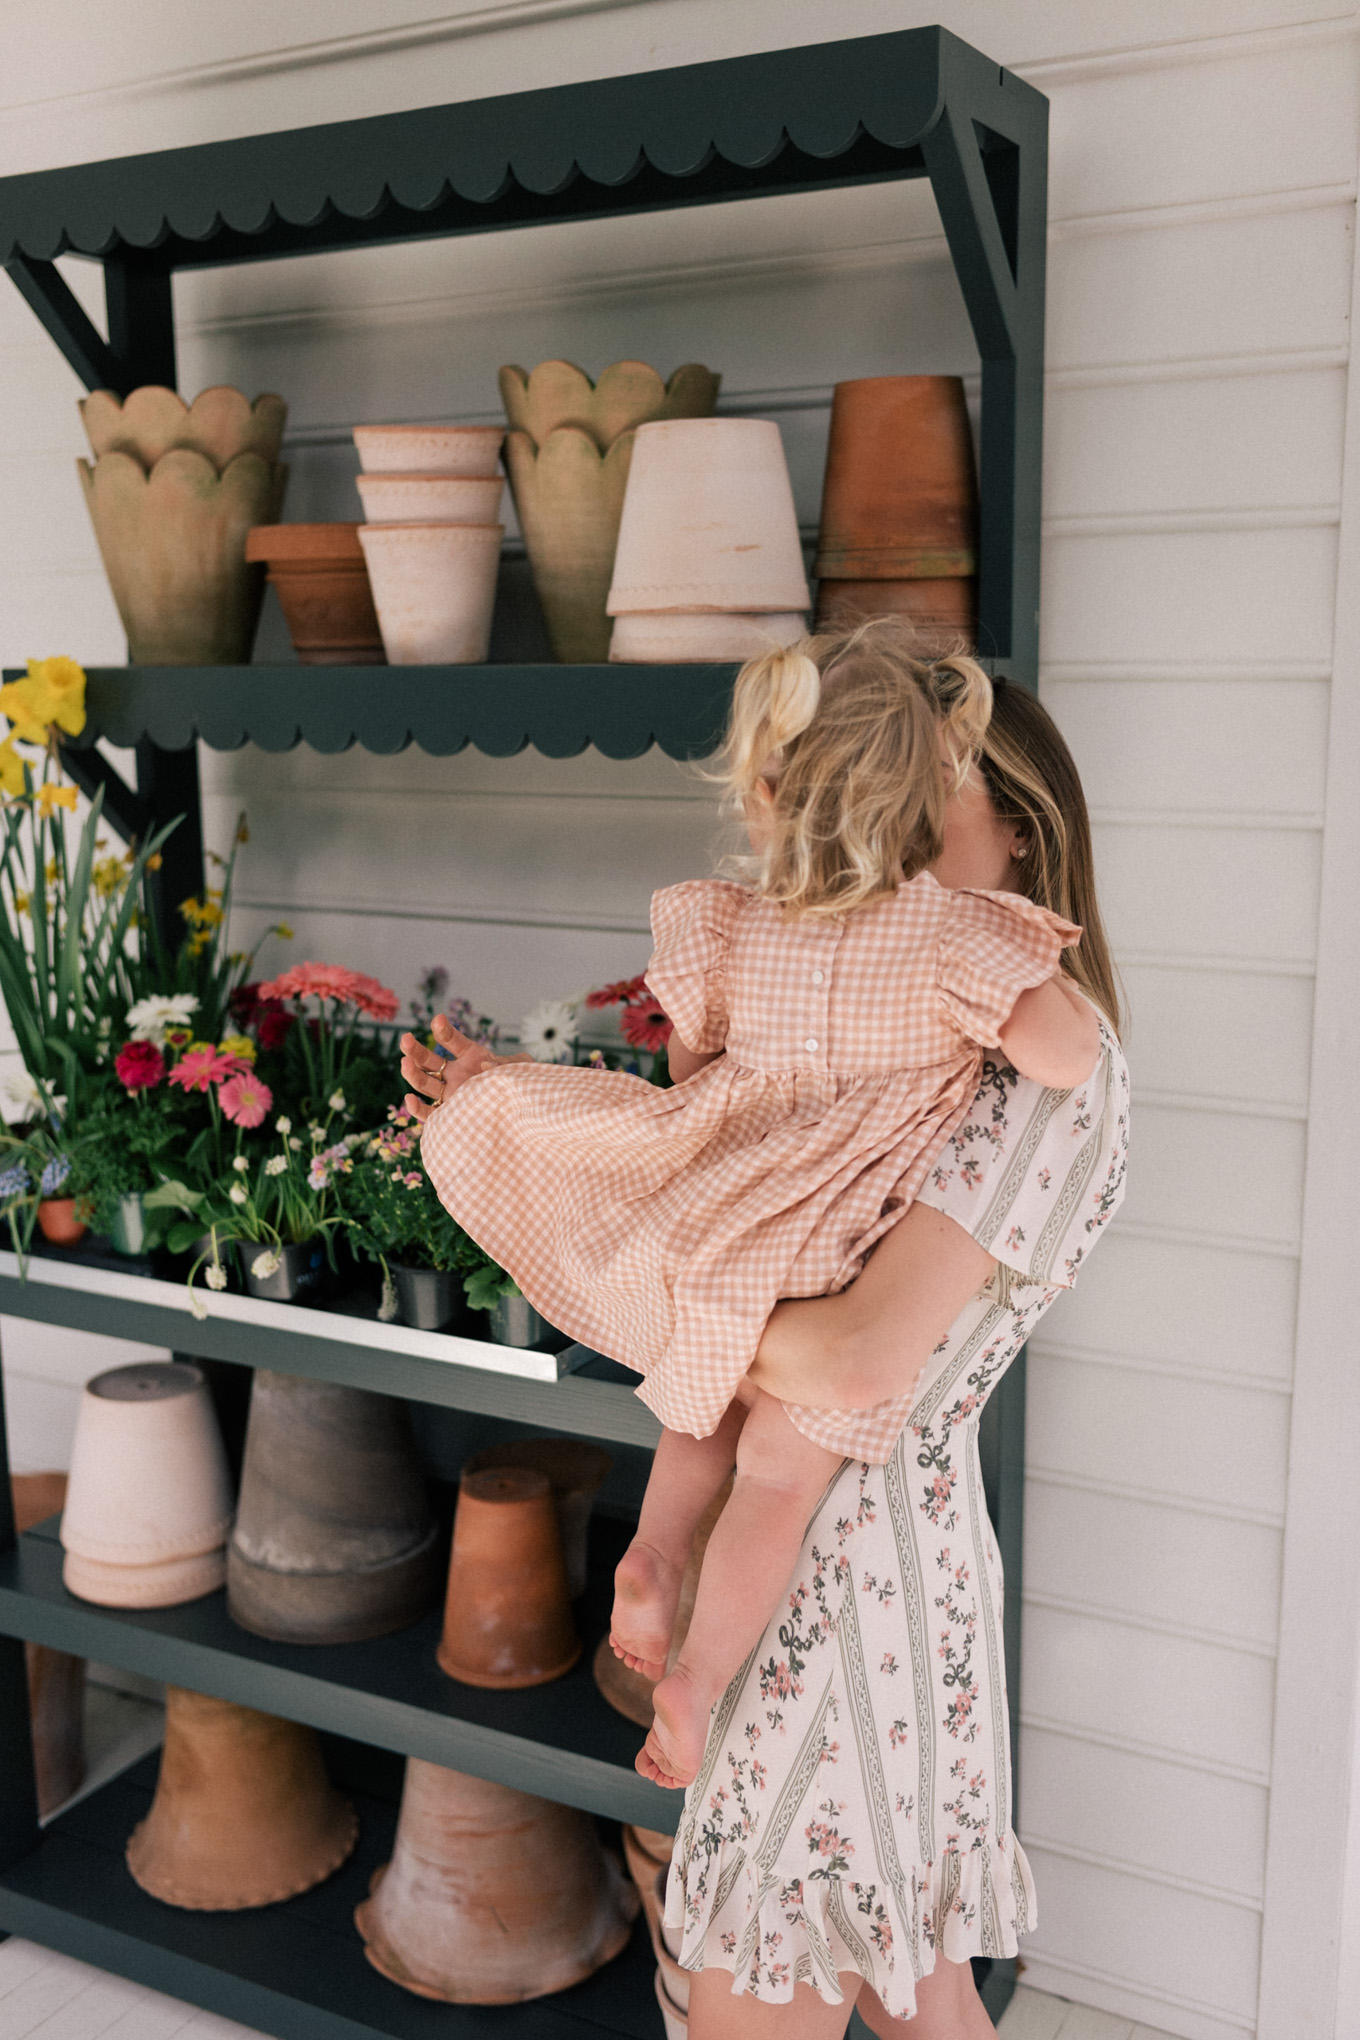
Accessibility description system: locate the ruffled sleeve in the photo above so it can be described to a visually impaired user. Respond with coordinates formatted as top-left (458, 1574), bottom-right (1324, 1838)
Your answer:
top-left (937, 886), bottom-right (1082, 1049)
top-left (644, 879), bottom-right (748, 1053)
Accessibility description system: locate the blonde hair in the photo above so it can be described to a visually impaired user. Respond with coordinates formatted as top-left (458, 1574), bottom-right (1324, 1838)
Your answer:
top-left (712, 617), bottom-right (993, 918)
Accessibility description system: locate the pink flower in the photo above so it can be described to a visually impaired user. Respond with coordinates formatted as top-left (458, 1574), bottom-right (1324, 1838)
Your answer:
top-left (257, 962), bottom-right (361, 1004)
top-left (115, 1040), bottom-right (164, 1091)
top-left (168, 1046), bottom-right (237, 1093)
top-left (348, 971), bottom-right (399, 1022)
top-left (620, 1000), bottom-right (673, 1053)
top-left (584, 973), bottom-right (650, 1010)
top-left (218, 1073), bottom-right (274, 1129)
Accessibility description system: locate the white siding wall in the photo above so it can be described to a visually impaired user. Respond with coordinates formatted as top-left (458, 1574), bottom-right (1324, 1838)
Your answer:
top-left (0, 6), bottom-right (1356, 2035)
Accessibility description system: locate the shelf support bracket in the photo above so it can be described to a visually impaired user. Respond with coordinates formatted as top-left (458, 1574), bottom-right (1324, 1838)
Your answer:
top-left (0, 1347), bottom-right (41, 1873)
top-left (3, 254), bottom-right (129, 394)
top-left (57, 742), bottom-right (151, 847)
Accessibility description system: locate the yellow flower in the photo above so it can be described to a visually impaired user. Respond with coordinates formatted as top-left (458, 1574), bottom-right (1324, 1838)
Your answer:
top-left (12, 889), bottom-right (30, 917)
top-left (179, 895), bottom-right (223, 930)
top-left (0, 658), bottom-right (86, 745)
top-left (92, 854), bottom-right (128, 897)
top-left (219, 1034), bottom-right (256, 1064)
top-left (273, 922), bottom-right (294, 941)
top-left (35, 782), bottom-right (78, 818)
top-left (0, 738), bottom-right (25, 798)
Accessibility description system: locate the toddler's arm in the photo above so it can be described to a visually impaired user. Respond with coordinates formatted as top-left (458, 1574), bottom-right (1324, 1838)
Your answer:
top-left (998, 973), bottom-right (1100, 1089)
top-left (667, 1033), bottom-right (725, 1085)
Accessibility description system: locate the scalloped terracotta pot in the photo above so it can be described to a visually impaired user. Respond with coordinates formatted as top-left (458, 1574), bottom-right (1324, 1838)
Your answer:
top-left (61, 1362), bottom-right (233, 1608)
top-left (245, 523), bottom-right (385, 665)
top-left (228, 1371), bottom-right (439, 1646)
top-left (499, 360), bottom-right (720, 454)
top-left (13, 1473), bottom-right (84, 1816)
top-left (81, 386), bottom-right (287, 469)
top-left (503, 426), bottom-right (634, 662)
top-left (463, 1436), bottom-right (612, 1597)
top-left (357, 522), bottom-right (503, 664)
top-left (127, 1686), bottom-right (357, 1910)
top-left (354, 1758), bottom-right (637, 2003)
top-left (437, 1466), bottom-right (579, 1688)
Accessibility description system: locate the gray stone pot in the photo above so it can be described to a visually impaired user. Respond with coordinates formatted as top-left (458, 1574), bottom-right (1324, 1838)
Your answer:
top-left (490, 1291), bottom-right (554, 1349)
top-left (238, 1238), bottom-right (328, 1305)
top-left (392, 1264), bottom-right (458, 1333)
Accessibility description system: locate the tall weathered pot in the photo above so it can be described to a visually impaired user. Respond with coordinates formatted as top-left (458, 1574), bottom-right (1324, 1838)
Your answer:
top-left (13, 1472), bottom-right (84, 1816)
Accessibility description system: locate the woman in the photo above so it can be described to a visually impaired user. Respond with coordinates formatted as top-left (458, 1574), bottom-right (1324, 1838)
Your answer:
top-left (400, 680), bottom-right (1128, 2037)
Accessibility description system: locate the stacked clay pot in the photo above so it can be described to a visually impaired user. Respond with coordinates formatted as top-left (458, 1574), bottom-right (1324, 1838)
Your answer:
top-left (12, 1472), bottom-right (85, 1816)
top-left (437, 1465), bottom-right (580, 1688)
top-left (353, 425), bottom-right (506, 662)
top-left (60, 1362), bottom-right (234, 1608)
top-left (244, 524), bottom-right (385, 664)
top-left (127, 1685), bottom-right (357, 1909)
top-left (500, 360), bottom-right (720, 662)
top-left (607, 419), bottom-right (810, 661)
top-left (622, 1826), bottom-right (688, 2037)
top-left (813, 375), bottom-right (979, 649)
top-left (355, 1757), bottom-right (637, 2002)
top-left (78, 385), bottom-right (288, 663)
top-left (227, 1371), bottom-right (440, 1645)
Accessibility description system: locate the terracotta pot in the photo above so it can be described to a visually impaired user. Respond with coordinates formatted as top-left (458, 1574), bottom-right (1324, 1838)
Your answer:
top-left (609, 609), bottom-right (806, 664)
top-left (499, 359), bottom-right (719, 452)
top-left (353, 424), bottom-right (503, 476)
top-left (244, 523), bottom-right (384, 665)
top-left (354, 1758), bottom-right (637, 2002)
top-left (78, 447), bottom-right (287, 664)
top-left (391, 1263), bottom-right (460, 1333)
top-left (357, 522), bottom-right (502, 664)
top-left (463, 1437), bottom-right (612, 1597)
top-left (593, 1477), bottom-right (730, 1724)
top-left (503, 426), bottom-right (634, 662)
top-left (228, 1370), bottom-right (439, 1646)
top-left (237, 1236), bottom-right (331, 1304)
top-left (81, 386), bottom-right (287, 470)
top-left (622, 1830), bottom-right (672, 1956)
top-left (815, 573), bottom-right (976, 653)
top-left (437, 1467), bottom-right (579, 1688)
top-left (126, 1686), bottom-right (357, 1910)
top-left (13, 1473), bottom-right (85, 1817)
top-left (608, 420), bottom-right (810, 616)
top-left (489, 1288), bottom-right (556, 1350)
top-left (36, 1198), bottom-right (86, 1247)
top-left (355, 474), bottom-right (504, 525)
top-left (814, 375), bottom-right (977, 584)
top-left (61, 1362), bottom-right (233, 1609)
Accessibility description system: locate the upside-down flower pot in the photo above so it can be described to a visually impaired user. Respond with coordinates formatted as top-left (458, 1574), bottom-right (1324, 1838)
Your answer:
top-left (61, 1362), bottom-right (233, 1608)
top-left (503, 427), bottom-right (634, 662)
top-left (354, 1758), bottom-right (637, 2003)
top-left (437, 1466), bottom-right (580, 1688)
top-left (80, 386), bottom-right (287, 470)
top-left (499, 359), bottom-right (720, 454)
top-left (126, 1686), bottom-right (357, 1910)
top-left (814, 573), bottom-right (976, 649)
top-left (78, 447), bottom-right (287, 664)
top-left (608, 418), bottom-right (810, 619)
top-left (355, 474), bottom-right (504, 525)
top-left (464, 1437), bottom-right (612, 1599)
top-left (244, 524), bottom-right (385, 665)
top-left (357, 522), bottom-right (502, 663)
top-left (353, 424), bottom-right (503, 476)
top-left (227, 1371), bottom-right (439, 1645)
top-left (609, 609), bottom-right (806, 664)
top-left (13, 1473), bottom-right (85, 1817)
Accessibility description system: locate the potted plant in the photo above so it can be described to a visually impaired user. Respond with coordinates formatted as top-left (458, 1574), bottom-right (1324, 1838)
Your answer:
top-left (343, 1107), bottom-right (474, 1330)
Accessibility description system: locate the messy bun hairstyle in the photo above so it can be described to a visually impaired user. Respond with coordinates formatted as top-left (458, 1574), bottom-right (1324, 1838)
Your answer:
top-left (712, 617), bottom-right (993, 918)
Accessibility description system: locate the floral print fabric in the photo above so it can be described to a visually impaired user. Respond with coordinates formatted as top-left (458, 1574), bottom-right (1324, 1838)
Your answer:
top-left (664, 1026), bottom-right (1130, 2018)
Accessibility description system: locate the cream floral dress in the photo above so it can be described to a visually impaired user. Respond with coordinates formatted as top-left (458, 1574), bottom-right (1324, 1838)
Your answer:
top-left (663, 1023), bottom-right (1130, 2019)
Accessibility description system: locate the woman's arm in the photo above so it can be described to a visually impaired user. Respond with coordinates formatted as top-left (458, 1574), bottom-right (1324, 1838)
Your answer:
top-left (999, 975), bottom-right (1100, 1089)
top-left (747, 1203), bottom-right (996, 1410)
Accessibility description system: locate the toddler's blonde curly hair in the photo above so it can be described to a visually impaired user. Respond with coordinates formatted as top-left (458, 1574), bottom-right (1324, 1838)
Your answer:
top-left (712, 616), bottom-right (993, 918)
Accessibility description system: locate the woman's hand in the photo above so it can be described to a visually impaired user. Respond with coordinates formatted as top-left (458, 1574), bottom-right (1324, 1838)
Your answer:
top-left (399, 1013), bottom-right (526, 1123)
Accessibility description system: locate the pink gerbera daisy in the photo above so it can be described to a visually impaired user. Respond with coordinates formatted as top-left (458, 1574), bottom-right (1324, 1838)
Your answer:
top-left (218, 1072), bottom-right (274, 1129)
top-left (347, 971), bottom-right (400, 1022)
top-left (257, 962), bottom-right (362, 1005)
top-left (168, 1045), bottom-right (237, 1093)
top-left (620, 1000), bottom-right (673, 1053)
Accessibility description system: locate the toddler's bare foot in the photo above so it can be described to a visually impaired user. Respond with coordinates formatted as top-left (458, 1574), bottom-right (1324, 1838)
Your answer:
top-left (635, 1665), bottom-right (714, 1790)
top-left (610, 1539), bottom-right (682, 1680)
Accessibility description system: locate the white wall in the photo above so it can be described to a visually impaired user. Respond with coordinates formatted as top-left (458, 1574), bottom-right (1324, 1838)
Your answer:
top-left (1, 5), bottom-right (1357, 2035)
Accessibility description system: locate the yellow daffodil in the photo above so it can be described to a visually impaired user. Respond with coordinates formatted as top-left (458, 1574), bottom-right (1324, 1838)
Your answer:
top-left (35, 782), bottom-right (78, 818)
top-left (13, 890), bottom-right (29, 917)
top-left (179, 895), bottom-right (223, 931)
top-left (92, 853), bottom-right (128, 897)
top-left (219, 1034), bottom-right (256, 1064)
top-left (0, 658), bottom-right (87, 746)
top-left (274, 922), bottom-right (294, 941)
top-left (0, 738), bottom-right (26, 799)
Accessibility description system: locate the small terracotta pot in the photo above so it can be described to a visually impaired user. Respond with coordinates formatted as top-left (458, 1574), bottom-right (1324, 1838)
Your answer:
top-left (814, 375), bottom-right (977, 582)
top-left (437, 1467), bottom-right (580, 1688)
top-left (815, 573), bottom-right (976, 652)
top-left (609, 610), bottom-right (806, 663)
top-left (608, 419), bottom-right (809, 617)
top-left (592, 1632), bottom-right (657, 1726)
top-left (228, 1371), bottom-right (439, 1646)
top-left (13, 1473), bottom-right (85, 1817)
top-left (81, 386), bottom-right (288, 470)
top-left (61, 1362), bottom-right (233, 1609)
top-left (358, 522), bottom-right (503, 664)
top-left (353, 424), bottom-right (504, 476)
top-left (463, 1437), bottom-right (612, 1598)
top-left (126, 1686), bottom-right (357, 1910)
top-left (355, 474), bottom-right (504, 525)
top-left (499, 360), bottom-right (720, 453)
top-left (244, 523), bottom-right (384, 665)
top-left (354, 1758), bottom-right (637, 2002)
top-left (36, 1199), bottom-right (86, 1247)
top-left (503, 426), bottom-right (634, 662)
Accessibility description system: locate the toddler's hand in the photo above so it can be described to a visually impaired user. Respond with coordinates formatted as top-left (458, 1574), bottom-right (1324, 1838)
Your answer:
top-left (399, 1014), bottom-right (523, 1123)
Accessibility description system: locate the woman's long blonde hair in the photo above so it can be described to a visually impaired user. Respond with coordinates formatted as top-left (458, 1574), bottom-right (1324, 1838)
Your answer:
top-left (712, 618), bottom-right (993, 918)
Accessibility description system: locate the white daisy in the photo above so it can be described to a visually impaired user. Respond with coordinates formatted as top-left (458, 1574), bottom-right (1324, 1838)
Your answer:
top-left (125, 993), bottom-right (199, 1045)
top-left (519, 998), bottom-right (579, 1063)
top-left (264, 1154), bottom-right (287, 1177)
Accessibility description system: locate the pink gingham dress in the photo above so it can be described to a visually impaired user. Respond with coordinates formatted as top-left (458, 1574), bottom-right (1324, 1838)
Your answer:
top-left (421, 871), bottom-right (1078, 1456)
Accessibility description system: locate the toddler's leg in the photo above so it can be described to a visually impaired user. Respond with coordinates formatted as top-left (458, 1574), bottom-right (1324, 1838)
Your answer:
top-left (639, 1390), bottom-right (841, 1789)
top-left (612, 1399), bottom-right (746, 1679)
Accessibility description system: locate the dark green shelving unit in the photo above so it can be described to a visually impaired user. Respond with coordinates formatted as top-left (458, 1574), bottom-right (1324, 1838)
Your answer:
top-left (0, 24), bottom-right (1046, 2035)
